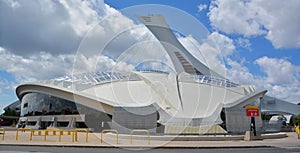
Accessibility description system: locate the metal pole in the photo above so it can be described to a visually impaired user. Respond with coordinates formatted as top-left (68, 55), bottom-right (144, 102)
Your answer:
top-left (251, 117), bottom-right (256, 136)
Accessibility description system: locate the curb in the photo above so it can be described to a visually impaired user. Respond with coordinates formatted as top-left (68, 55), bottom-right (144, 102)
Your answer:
top-left (0, 143), bottom-right (273, 149)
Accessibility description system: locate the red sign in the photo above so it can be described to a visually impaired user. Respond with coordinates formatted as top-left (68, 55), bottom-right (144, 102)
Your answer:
top-left (246, 106), bottom-right (259, 117)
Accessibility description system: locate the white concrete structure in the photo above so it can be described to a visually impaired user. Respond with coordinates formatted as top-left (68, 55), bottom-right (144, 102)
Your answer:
top-left (16, 15), bottom-right (267, 134)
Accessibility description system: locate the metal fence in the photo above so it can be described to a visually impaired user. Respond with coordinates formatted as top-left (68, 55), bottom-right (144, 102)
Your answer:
top-left (261, 121), bottom-right (282, 133)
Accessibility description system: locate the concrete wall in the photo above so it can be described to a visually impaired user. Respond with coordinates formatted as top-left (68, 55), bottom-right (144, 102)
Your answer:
top-left (225, 107), bottom-right (263, 134)
top-left (112, 106), bottom-right (157, 134)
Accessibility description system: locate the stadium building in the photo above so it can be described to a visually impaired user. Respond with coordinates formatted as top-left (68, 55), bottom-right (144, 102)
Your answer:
top-left (15, 15), bottom-right (296, 134)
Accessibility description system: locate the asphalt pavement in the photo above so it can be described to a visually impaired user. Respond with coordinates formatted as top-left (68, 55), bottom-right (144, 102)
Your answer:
top-left (0, 145), bottom-right (300, 153)
top-left (0, 130), bottom-right (299, 149)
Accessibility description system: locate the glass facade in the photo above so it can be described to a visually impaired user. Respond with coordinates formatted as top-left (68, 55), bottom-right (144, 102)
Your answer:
top-left (53, 72), bottom-right (127, 85)
top-left (192, 75), bottom-right (239, 87)
top-left (21, 93), bottom-right (79, 117)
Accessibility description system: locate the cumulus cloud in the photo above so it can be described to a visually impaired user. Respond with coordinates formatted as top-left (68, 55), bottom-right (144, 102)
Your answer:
top-left (1, 0), bottom-right (300, 105)
top-left (255, 56), bottom-right (300, 85)
top-left (73, 53), bottom-right (135, 75)
top-left (0, 48), bottom-right (73, 82)
top-left (209, 32), bottom-right (236, 56)
top-left (0, 0), bottom-right (147, 80)
top-left (208, 0), bottom-right (265, 36)
top-left (0, 0), bottom-right (96, 55)
top-left (208, 0), bottom-right (300, 48)
top-left (0, 0), bottom-right (139, 56)
top-left (226, 58), bottom-right (257, 85)
top-left (264, 84), bottom-right (300, 103)
top-left (0, 47), bottom-right (135, 83)
top-left (182, 32), bottom-right (300, 103)
top-left (226, 56), bottom-right (300, 103)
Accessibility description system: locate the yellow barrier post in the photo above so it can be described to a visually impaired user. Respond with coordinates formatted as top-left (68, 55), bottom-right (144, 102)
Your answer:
top-left (72, 130), bottom-right (76, 142)
top-left (44, 130), bottom-right (48, 141)
top-left (130, 130), bottom-right (150, 145)
top-left (45, 128), bottom-right (61, 142)
top-left (30, 128), bottom-right (78, 142)
top-left (100, 129), bottom-right (118, 144)
top-left (30, 130), bottom-right (47, 141)
top-left (0, 128), bottom-right (5, 140)
top-left (59, 129), bottom-right (77, 142)
top-left (75, 128), bottom-right (88, 142)
top-left (16, 128), bottom-right (32, 141)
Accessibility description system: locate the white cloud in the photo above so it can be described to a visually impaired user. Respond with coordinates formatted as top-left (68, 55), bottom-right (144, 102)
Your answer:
top-left (1, 0), bottom-right (88, 54)
top-left (209, 32), bottom-right (236, 56)
top-left (198, 4), bottom-right (208, 12)
top-left (58, 0), bottom-right (102, 36)
top-left (0, 79), bottom-right (17, 94)
top-left (0, 48), bottom-right (135, 83)
top-left (0, 48), bottom-right (73, 83)
top-left (225, 56), bottom-right (300, 103)
top-left (208, 0), bottom-right (300, 48)
top-left (208, 0), bottom-right (265, 37)
top-left (255, 56), bottom-right (300, 85)
top-left (1, 0), bottom-right (300, 105)
top-left (0, 0), bottom-right (146, 82)
top-left (183, 32), bottom-right (300, 103)
top-left (206, 0), bottom-right (300, 102)
top-left (73, 53), bottom-right (135, 75)
top-left (0, 0), bottom-right (137, 56)
top-left (236, 38), bottom-right (252, 51)
top-left (226, 58), bottom-right (257, 85)
top-left (265, 84), bottom-right (300, 103)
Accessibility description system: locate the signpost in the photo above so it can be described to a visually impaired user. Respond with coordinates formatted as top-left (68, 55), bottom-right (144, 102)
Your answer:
top-left (246, 106), bottom-right (259, 136)
top-left (246, 106), bottom-right (259, 117)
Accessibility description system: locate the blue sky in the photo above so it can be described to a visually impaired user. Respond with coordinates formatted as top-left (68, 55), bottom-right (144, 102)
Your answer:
top-left (0, 0), bottom-right (300, 111)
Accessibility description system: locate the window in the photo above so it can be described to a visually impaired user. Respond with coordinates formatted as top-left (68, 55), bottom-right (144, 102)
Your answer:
top-left (27, 121), bottom-right (37, 126)
top-left (20, 93), bottom-right (80, 117)
top-left (76, 122), bottom-right (87, 128)
top-left (57, 122), bottom-right (69, 127)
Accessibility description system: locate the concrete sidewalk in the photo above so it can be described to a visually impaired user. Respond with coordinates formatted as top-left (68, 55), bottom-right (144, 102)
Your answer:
top-left (0, 131), bottom-right (299, 148)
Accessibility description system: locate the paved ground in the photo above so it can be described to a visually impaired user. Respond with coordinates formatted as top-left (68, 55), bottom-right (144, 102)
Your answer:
top-left (1, 146), bottom-right (300, 153)
top-left (0, 130), bottom-right (299, 148)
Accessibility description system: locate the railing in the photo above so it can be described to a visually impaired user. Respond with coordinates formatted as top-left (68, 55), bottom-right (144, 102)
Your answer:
top-left (100, 129), bottom-right (118, 144)
top-left (16, 128), bottom-right (32, 141)
top-left (13, 128), bottom-right (91, 142)
top-left (130, 130), bottom-right (150, 145)
top-left (30, 129), bottom-right (47, 141)
top-left (52, 72), bottom-right (127, 85)
top-left (30, 128), bottom-right (77, 142)
top-left (75, 128), bottom-right (89, 142)
top-left (0, 128), bottom-right (5, 140)
top-left (262, 121), bottom-right (282, 132)
top-left (192, 75), bottom-right (239, 88)
top-left (58, 129), bottom-right (77, 142)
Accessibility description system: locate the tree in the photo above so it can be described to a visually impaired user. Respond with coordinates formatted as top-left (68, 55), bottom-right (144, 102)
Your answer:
top-left (2, 109), bottom-right (18, 116)
top-left (294, 114), bottom-right (300, 125)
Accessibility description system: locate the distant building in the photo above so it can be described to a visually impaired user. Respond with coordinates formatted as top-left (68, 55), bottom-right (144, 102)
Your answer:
top-left (261, 95), bottom-right (300, 116)
top-left (3, 100), bottom-right (20, 114)
top-left (0, 101), bottom-right (20, 126)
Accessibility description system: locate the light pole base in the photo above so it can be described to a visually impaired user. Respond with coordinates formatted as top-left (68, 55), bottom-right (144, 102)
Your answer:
top-left (244, 131), bottom-right (262, 141)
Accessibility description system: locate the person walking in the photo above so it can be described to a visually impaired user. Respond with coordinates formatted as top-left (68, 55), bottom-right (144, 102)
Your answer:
top-left (295, 123), bottom-right (300, 139)
top-left (21, 122), bottom-right (26, 132)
